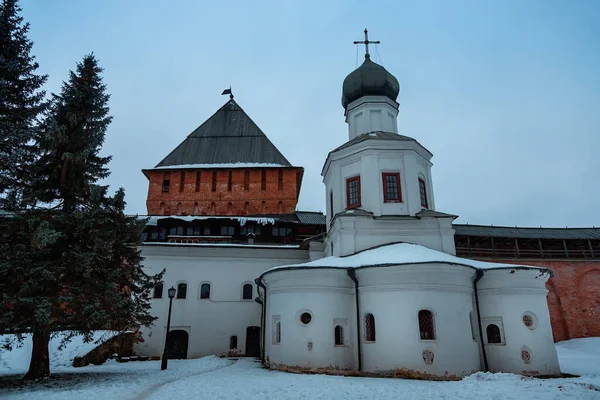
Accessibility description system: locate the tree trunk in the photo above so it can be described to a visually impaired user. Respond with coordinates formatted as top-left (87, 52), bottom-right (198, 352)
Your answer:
top-left (23, 329), bottom-right (51, 380)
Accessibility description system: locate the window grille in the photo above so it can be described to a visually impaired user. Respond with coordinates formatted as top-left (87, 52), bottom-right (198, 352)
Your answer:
top-left (486, 324), bottom-right (502, 344)
top-left (365, 313), bottom-right (376, 341)
top-left (418, 310), bottom-right (436, 340)
top-left (334, 325), bottom-right (344, 345)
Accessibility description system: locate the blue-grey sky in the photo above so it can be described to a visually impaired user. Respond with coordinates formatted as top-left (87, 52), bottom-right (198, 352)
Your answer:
top-left (21, 0), bottom-right (600, 227)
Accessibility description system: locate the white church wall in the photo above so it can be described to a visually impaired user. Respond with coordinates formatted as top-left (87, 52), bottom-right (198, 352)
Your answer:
top-left (345, 96), bottom-right (399, 139)
top-left (329, 215), bottom-right (456, 257)
top-left (134, 244), bottom-right (309, 359)
top-left (324, 142), bottom-right (434, 222)
top-left (263, 269), bottom-right (357, 371)
top-left (356, 264), bottom-right (481, 378)
top-left (477, 269), bottom-right (560, 376)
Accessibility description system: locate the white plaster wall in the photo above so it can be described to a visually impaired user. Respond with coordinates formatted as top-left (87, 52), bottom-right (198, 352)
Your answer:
top-left (477, 269), bottom-right (560, 376)
top-left (329, 215), bottom-right (456, 257)
top-left (133, 244), bottom-right (309, 359)
top-left (356, 264), bottom-right (480, 378)
top-left (345, 96), bottom-right (399, 139)
top-left (263, 269), bottom-right (357, 370)
top-left (323, 142), bottom-right (435, 224)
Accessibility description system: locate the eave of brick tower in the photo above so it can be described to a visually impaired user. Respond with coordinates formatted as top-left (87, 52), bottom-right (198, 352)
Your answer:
top-left (143, 98), bottom-right (304, 216)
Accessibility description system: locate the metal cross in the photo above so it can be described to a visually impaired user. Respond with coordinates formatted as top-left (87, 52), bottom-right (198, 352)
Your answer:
top-left (353, 29), bottom-right (380, 59)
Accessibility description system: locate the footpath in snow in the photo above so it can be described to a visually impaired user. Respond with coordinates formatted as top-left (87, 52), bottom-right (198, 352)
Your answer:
top-left (1, 336), bottom-right (599, 400)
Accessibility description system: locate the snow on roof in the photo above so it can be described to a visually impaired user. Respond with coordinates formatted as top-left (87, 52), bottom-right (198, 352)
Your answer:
top-left (263, 242), bottom-right (544, 275)
top-left (143, 216), bottom-right (276, 226)
top-left (150, 163), bottom-right (287, 170)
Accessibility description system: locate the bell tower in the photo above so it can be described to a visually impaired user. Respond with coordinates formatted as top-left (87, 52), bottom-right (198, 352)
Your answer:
top-left (322, 30), bottom-right (457, 257)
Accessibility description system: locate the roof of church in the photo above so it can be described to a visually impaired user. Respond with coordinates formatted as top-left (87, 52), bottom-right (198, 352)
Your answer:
top-left (453, 224), bottom-right (600, 240)
top-left (152, 99), bottom-right (293, 169)
top-left (328, 131), bottom-right (433, 157)
top-left (342, 56), bottom-right (400, 109)
top-left (261, 242), bottom-right (547, 277)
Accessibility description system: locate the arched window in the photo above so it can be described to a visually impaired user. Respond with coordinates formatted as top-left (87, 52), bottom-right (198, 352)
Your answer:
top-left (334, 325), bottom-right (344, 345)
top-left (365, 313), bottom-right (376, 342)
top-left (200, 283), bottom-right (211, 299)
top-left (176, 283), bottom-right (187, 299)
top-left (242, 283), bottom-right (253, 300)
top-left (486, 324), bottom-right (502, 344)
top-left (153, 282), bottom-right (163, 299)
top-left (229, 335), bottom-right (238, 349)
top-left (418, 310), bottom-right (436, 340)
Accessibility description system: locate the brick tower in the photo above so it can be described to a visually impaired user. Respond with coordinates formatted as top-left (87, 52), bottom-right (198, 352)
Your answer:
top-left (143, 97), bottom-right (304, 216)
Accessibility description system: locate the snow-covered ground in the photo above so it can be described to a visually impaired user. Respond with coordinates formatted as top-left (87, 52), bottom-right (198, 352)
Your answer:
top-left (1, 337), bottom-right (599, 399)
top-left (0, 331), bottom-right (121, 374)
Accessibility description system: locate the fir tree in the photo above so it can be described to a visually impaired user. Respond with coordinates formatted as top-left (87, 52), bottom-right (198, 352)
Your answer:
top-left (0, 0), bottom-right (47, 209)
top-left (0, 54), bottom-right (162, 380)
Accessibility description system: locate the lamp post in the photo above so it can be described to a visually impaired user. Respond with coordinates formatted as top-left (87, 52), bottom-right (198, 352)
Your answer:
top-left (161, 286), bottom-right (176, 370)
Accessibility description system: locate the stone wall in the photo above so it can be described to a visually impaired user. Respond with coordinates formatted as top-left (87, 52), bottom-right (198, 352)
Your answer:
top-left (145, 167), bottom-right (302, 216)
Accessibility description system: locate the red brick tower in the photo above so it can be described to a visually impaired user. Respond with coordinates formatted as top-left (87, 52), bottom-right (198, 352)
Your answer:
top-left (143, 97), bottom-right (303, 216)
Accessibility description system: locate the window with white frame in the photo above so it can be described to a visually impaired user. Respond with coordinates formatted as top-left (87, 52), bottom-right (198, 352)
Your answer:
top-left (482, 317), bottom-right (506, 345)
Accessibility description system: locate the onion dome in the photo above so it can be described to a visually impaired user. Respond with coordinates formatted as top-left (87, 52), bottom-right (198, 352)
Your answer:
top-left (342, 55), bottom-right (400, 109)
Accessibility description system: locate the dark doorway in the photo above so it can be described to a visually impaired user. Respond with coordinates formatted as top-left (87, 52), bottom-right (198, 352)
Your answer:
top-left (166, 330), bottom-right (189, 359)
top-left (245, 326), bottom-right (260, 357)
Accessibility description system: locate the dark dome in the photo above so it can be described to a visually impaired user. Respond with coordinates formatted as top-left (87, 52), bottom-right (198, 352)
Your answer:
top-left (342, 56), bottom-right (400, 109)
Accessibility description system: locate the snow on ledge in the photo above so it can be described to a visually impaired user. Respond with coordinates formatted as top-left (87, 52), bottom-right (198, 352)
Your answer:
top-left (263, 243), bottom-right (545, 274)
top-left (142, 216), bottom-right (276, 226)
top-left (142, 242), bottom-right (300, 249)
top-left (150, 163), bottom-right (287, 170)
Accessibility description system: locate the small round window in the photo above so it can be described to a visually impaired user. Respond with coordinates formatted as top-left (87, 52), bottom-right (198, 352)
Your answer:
top-left (300, 312), bottom-right (312, 325)
top-left (522, 312), bottom-right (537, 329)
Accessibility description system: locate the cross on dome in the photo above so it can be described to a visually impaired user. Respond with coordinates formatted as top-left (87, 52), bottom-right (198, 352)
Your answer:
top-left (353, 28), bottom-right (380, 59)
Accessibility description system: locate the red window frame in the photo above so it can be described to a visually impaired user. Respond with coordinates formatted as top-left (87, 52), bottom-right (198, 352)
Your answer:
top-left (418, 178), bottom-right (428, 209)
top-left (346, 176), bottom-right (361, 209)
top-left (382, 172), bottom-right (401, 203)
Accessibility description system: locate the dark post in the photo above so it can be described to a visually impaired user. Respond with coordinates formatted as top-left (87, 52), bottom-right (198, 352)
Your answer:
top-left (161, 286), bottom-right (176, 370)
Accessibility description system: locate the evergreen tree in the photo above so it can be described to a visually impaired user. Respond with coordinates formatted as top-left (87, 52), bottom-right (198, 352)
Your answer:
top-left (0, 54), bottom-right (162, 380)
top-left (0, 0), bottom-right (47, 209)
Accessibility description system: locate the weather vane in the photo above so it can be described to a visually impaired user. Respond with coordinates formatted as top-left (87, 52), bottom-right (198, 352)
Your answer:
top-left (353, 29), bottom-right (380, 59)
top-left (221, 86), bottom-right (233, 99)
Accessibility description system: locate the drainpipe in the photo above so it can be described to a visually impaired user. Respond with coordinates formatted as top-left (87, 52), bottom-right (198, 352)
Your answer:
top-left (347, 269), bottom-right (362, 372)
top-left (473, 270), bottom-right (489, 372)
top-left (255, 277), bottom-right (267, 363)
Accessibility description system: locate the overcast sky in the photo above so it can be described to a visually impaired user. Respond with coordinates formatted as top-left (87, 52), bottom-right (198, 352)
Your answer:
top-left (21, 0), bottom-right (600, 227)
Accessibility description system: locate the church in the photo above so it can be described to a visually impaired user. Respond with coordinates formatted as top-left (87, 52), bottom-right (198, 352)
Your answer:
top-left (133, 32), bottom-right (599, 379)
